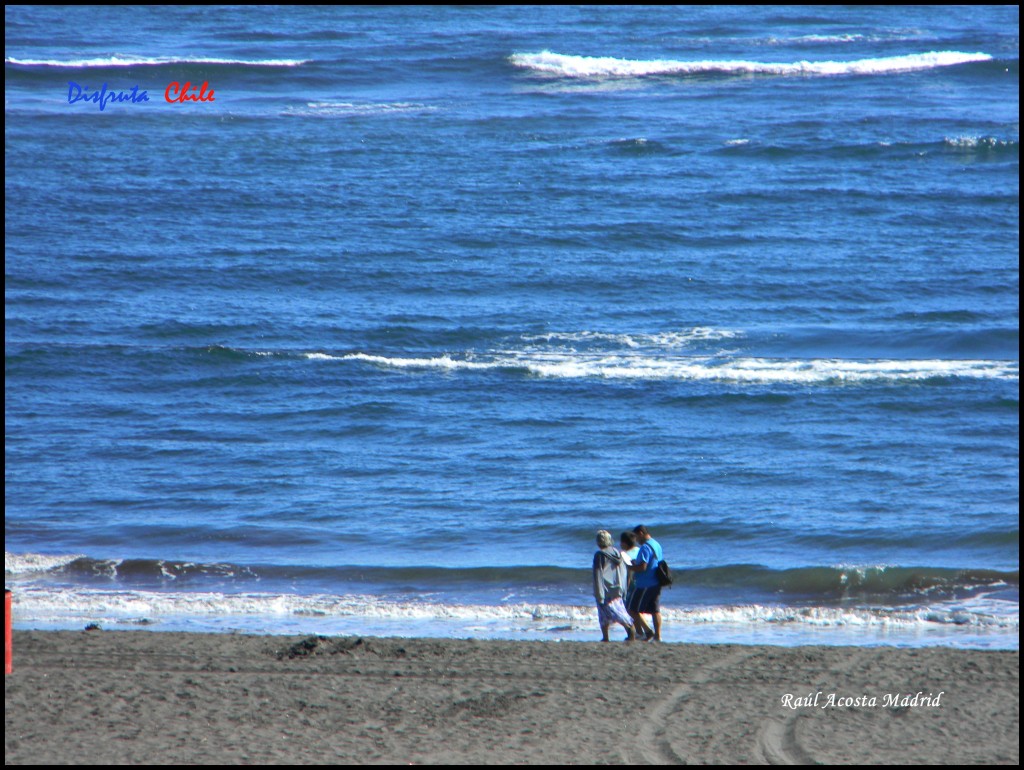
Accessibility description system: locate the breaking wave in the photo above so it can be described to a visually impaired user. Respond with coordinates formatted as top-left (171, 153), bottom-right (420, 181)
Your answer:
top-left (315, 351), bottom-right (1016, 385)
top-left (8, 553), bottom-right (1016, 601)
top-left (509, 50), bottom-right (993, 79)
top-left (5, 55), bottom-right (309, 68)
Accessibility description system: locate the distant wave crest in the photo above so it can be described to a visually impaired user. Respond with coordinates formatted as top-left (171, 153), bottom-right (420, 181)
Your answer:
top-left (5, 55), bottom-right (309, 68)
top-left (943, 135), bottom-right (1019, 150)
top-left (283, 101), bottom-right (439, 119)
top-left (520, 328), bottom-right (740, 349)
top-left (316, 351), bottom-right (1017, 385)
top-left (509, 50), bottom-right (993, 79)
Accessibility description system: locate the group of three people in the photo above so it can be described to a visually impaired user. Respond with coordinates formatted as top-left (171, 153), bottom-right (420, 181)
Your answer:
top-left (592, 524), bottom-right (664, 643)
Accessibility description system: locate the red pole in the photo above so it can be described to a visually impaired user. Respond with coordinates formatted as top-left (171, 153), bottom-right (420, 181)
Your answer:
top-left (5, 590), bottom-right (11, 674)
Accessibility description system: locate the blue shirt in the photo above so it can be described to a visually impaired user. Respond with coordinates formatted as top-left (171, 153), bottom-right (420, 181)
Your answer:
top-left (633, 537), bottom-right (663, 589)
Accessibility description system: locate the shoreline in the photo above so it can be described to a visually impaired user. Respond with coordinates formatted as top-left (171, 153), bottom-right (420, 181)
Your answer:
top-left (4, 630), bottom-right (1019, 764)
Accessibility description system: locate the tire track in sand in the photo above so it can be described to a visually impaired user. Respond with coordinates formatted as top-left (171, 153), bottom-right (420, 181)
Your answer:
top-left (752, 648), bottom-right (873, 765)
top-left (635, 648), bottom-right (753, 764)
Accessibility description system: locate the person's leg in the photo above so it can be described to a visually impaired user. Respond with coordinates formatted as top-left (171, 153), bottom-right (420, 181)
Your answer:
top-left (631, 610), bottom-right (653, 638)
top-left (629, 588), bottom-right (655, 639)
top-left (650, 586), bottom-right (664, 641)
top-left (623, 621), bottom-right (636, 642)
top-left (609, 597), bottom-right (636, 642)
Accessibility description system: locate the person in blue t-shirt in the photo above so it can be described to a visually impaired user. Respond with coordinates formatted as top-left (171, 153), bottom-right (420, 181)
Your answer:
top-left (626, 524), bottom-right (664, 642)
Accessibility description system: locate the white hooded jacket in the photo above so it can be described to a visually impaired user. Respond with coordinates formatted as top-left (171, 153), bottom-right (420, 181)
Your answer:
top-left (592, 546), bottom-right (628, 603)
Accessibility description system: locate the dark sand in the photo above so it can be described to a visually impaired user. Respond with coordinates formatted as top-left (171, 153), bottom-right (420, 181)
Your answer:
top-left (4, 630), bottom-right (1018, 765)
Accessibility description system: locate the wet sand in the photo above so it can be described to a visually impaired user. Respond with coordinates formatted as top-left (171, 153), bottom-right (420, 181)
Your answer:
top-left (4, 630), bottom-right (1018, 765)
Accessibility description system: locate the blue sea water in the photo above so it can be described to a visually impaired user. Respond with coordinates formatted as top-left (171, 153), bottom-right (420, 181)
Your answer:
top-left (4, 5), bottom-right (1019, 648)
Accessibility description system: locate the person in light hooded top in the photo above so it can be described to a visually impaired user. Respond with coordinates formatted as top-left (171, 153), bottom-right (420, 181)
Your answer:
top-left (592, 529), bottom-right (637, 642)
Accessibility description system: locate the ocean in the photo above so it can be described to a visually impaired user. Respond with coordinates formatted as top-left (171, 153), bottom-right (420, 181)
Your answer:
top-left (4, 5), bottom-right (1018, 648)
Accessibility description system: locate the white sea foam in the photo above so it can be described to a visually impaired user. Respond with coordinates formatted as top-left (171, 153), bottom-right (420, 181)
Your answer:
top-left (764, 33), bottom-right (931, 46)
top-left (686, 31), bottom-right (924, 48)
top-left (675, 604), bottom-right (1015, 629)
top-left (336, 353), bottom-right (497, 371)
top-left (297, 101), bottom-right (438, 117)
top-left (5, 552), bottom-right (85, 575)
top-left (9, 587), bottom-right (1017, 636)
top-left (519, 328), bottom-right (741, 349)
top-left (318, 351), bottom-right (1017, 385)
top-left (776, 34), bottom-right (868, 44)
top-left (5, 55), bottom-right (309, 68)
top-left (943, 135), bottom-right (1017, 149)
top-left (509, 50), bottom-right (993, 79)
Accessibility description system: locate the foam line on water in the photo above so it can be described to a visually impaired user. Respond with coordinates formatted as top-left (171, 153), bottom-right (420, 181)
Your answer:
top-left (509, 50), bottom-right (993, 78)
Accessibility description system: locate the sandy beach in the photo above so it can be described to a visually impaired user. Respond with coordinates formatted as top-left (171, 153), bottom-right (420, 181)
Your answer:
top-left (3, 630), bottom-right (1018, 765)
